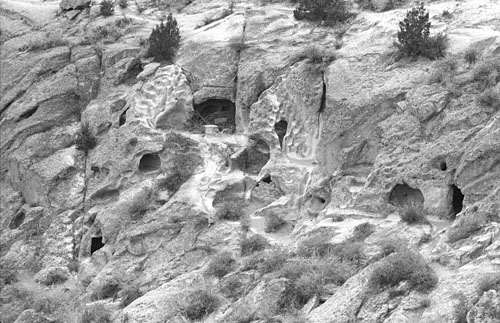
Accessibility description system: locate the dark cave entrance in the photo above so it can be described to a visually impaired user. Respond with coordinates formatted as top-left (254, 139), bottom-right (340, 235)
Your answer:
top-left (439, 161), bottom-right (447, 171)
top-left (274, 120), bottom-right (288, 150)
top-left (9, 211), bottom-right (25, 229)
top-left (450, 185), bottom-right (464, 218)
top-left (119, 109), bottom-right (128, 127)
top-left (389, 183), bottom-right (424, 208)
top-left (139, 153), bottom-right (161, 172)
top-left (192, 99), bottom-right (236, 131)
top-left (91, 237), bottom-right (105, 255)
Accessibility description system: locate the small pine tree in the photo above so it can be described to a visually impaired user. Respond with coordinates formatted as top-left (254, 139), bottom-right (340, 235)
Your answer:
top-left (396, 5), bottom-right (447, 60)
top-left (293, 0), bottom-right (353, 26)
top-left (100, 0), bottom-right (115, 16)
top-left (148, 13), bottom-right (181, 62)
top-left (396, 5), bottom-right (430, 57)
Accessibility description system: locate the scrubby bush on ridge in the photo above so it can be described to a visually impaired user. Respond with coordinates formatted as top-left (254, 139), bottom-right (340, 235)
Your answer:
top-left (293, 0), bottom-right (353, 26)
top-left (76, 123), bottom-right (97, 153)
top-left (100, 0), bottom-right (115, 16)
top-left (206, 252), bottom-right (235, 278)
top-left (240, 234), bottom-right (268, 255)
top-left (182, 289), bottom-right (219, 321)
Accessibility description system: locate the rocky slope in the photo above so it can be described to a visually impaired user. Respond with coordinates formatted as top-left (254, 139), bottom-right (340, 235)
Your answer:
top-left (1, 0), bottom-right (499, 322)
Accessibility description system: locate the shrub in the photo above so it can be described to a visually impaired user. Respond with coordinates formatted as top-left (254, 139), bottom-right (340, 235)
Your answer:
top-left (295, 45), bottom-right (336, 64)
top-left (472, 58), bottom-right (500, 89)
top-left (81, 304), bottom-right (111, 323)
top-left (264, 213), bottom-right (286, 233)
top-left (119, 283), bottom-right (142, 308)
top-left (464, 48), bottom-right (479, 65)
top-left (76, 123), bottom-right (97, 153)
top-left (369, 250), bottom-right (437, 292)
top-left (148, 13), bottom-right (180, 62)
top-left (293, 0), bottom-right (353, 26)
top-left (399, 201), bottom-right (426, 224)
top-left (100, 0), bottom-right (115, 16)
top-left (240, 234), bottom-right (268, 255)
top-left (19, 31), bottom-right (69, 52)
top-left (428, 56), bottom-right (457, 85)
top-left (118, 0), bottom-right (127, 8)
top-left (242, 249), bottom-right (290, 274)
top-left (182, 289), bottom-right (219, 321)
top-left (206, 252), bottom-right (235, 278)
top-left (91, 277), bottom-right (122, 301)
top-left (477, 88), bottom-right (500, 108)
top-left (215, 201), bottom-right (243, 221)
top-left (396, 5), bottom-right (447, 60)
top-left (220, 276), bottom-right (244, 299)
top-left (477, 273), bottom-right (500, 295)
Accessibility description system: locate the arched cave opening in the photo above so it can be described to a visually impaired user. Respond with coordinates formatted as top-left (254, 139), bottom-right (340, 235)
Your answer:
top-left (9, 211), bottom-right (25, 229)
top-left (261, 174), bottom-right (272, 184)
top-left (274, 120), bottom-right (288, 150)
top-left (389, 183), bottom-right (425, 208)
top-left (450, 185), bottom-right (464, 218)
top-left (139, 153), bottom-right (161, 172)
top-left (90, 236), bottom-right (105, 255)
top-left (233, 136), bottom-right (270, 175)
top-left (192, 99), bottom-right (236, 132)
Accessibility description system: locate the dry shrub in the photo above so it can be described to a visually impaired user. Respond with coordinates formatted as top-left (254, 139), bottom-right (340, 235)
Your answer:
top-left (477, 87), bottom-right (500, 109)
top-left (182, 289), bottom-right (219, 321)
top-left (472, 58), bottom-right (500, 89)
top-left (19, 30), bottom-right (69, 52)
top-left (264, 213), bottom-right (287, 233)
top-left (206, 252), bottom-right (235, 278)
top-left (240, 234), bottom-right (268, 255)
top-left (295, 45), bottom-right (336, 64)
top-left (369, 250), bottom-right (437, 292)
top-left (399, 200), bottom-right (426, 224)
top-left (464, 48), bottom-right (479, 65)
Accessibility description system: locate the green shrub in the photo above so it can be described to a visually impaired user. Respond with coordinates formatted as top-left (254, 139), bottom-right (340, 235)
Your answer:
top-left (477, 88), bottom-right (500, 108)
top-left (182, 289), bottom-right (219, 321)
top-left (293, 0), bottom-right (353, 26)
top-left (100, 0), bottom-right (115, 16)
top-left (220, 276), bottom-right (244, 299)
top-left (215, 201), bottom-right (243, 221)
top-left (91, 277), bottom-right (122, 301)
top-left (264, 213), bottom-right (286, 233)
top-left (464, 48), bottom-right (479, 65)
top-left (295, 45), bottom-right (336, 64)
top-left (477, 273), bottom-right (500, 295)
top-left (240, 235), bottom-right (268, 255)
top-left (119, 283), bottom-right (142, 308)
top-left (19, 31), bottom-right (69, 52)
top-left (472, 58), bottom-right (500, 89)
top-left (206, 252), bottom-right (235, 278)
top-left (118, 0), bottom-right (127, 8)
top-left (76, 123), bottom-right (97, 153)
top-left (399, 201), bottom-right (426, 224)
top-left (148, 13), bottom-right (180, 62)
top-left (396, 5), bottom-right (447, 60)
top-left (81, 304), bottom-right (111, 323)
top-left (369, 250), bottom-right (437, 292)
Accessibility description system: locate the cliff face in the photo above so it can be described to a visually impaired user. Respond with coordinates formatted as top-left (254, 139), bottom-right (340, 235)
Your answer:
top-left (1, 0), bottom-right (499, 322)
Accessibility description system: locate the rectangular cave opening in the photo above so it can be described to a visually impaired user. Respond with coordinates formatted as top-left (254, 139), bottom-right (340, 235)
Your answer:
top-left (191, 99), bottom-right (235, 133)
top-left (91, 236), bottom-right (105, 255)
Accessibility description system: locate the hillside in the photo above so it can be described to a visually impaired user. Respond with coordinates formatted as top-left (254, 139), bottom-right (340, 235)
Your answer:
top-left (0, 0), bottom-right (499, 322)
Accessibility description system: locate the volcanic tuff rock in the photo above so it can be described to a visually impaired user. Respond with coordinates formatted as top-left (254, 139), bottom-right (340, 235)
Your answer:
top-left (0, 0), bottom-right (499, 322)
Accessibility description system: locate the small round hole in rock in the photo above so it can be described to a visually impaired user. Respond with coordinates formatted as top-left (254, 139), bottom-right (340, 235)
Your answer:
top-left (91, 237), bottom-right (105, 255)
top-left (439, 161), bottom-right (447, 171)
top-left (139, 153), bottom-right (161, 172)
top-left (9, 211), bottom-right (25, 229)
top-left (274, 120), bottom-right (288, 150)
top-left (261, 174), bottom-right (272, 184)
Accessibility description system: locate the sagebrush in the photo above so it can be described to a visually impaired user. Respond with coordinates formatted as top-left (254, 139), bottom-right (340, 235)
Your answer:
top-left (293, 0), bottom-right (353, 26)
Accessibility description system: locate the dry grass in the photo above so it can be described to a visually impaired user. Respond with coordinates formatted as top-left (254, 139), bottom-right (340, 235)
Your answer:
top-left (240, 234), bottom-right (268, 256)
top-left (206, 252), bottom-right (235, 278)
top-left (19, 30), bottom-right (69, 52)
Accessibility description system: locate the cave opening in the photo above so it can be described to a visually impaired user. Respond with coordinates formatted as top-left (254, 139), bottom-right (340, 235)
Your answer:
top-left (9, 211), bottom-right (25, 229)
top-left (389, 183), bottom-right (425, 208)
top-left (274, 120), bottom-right (288, 150)
top-left (119, 109), bottom-right (128, 127)
top-left (261, 174), bottom-right (272, 184)
top-left (90, 237), bottom-right (105, 255)
top-left (440, 161), bottom-right (447, 171)
top-left (192, 99), bottom-right (236, 132)
top-left (450, 185), bottom-right (464, 218)
top-left (18, 107), bottom-right (38, 121)
top-left (139, 153), bottom-right (161, 172)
